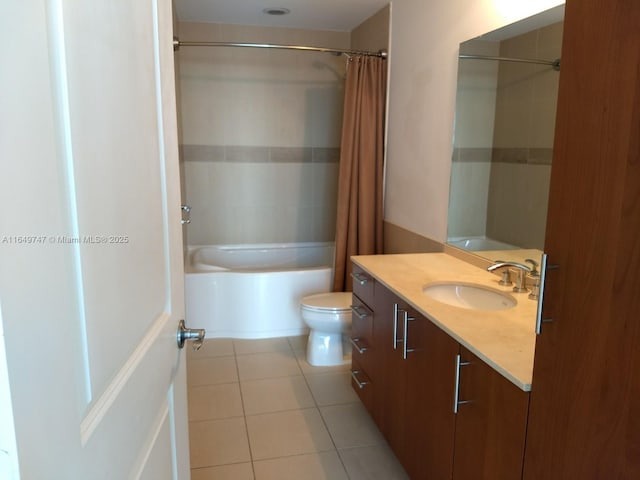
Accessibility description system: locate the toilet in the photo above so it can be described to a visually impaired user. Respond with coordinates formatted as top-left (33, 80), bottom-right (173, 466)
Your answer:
top-left (300, 292), bottom-right (353, 366)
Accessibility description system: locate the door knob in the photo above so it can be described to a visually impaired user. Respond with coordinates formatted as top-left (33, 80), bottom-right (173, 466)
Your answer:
top-left (177, 319), bottom-right (205, 350)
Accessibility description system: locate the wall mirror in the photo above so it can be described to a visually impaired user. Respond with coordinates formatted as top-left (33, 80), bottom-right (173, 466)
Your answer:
top-left (447, 5), bottom-right (564, 266)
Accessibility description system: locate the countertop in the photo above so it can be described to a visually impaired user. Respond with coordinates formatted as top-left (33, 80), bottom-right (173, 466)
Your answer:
top-left (352, 253), bottom-right (538, 392)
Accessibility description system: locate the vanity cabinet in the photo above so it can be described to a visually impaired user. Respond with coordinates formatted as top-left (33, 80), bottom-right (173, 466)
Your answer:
top-left (350, 265), bottom-right (378, 419)
top-left (351, 271), bottom-right (530, 480)
top-left (453, 347), bottom-right (530, 480)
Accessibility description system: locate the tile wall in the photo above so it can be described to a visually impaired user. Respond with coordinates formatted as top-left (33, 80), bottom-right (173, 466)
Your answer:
top-left (177, 22), bottom-right (349, 246)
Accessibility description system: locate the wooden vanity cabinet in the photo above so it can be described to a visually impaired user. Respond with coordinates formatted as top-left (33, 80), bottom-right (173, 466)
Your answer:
top-left (452, 347), bottom-right (530, 480)
top-left (373, 284), bottom-right (458, 480)
top-left (350, 265), bottom-right (378, 419)
top-left (351, 268), bottom-right (531, 480)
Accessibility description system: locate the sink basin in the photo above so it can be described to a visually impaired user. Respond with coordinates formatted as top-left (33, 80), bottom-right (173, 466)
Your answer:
top-left (423, 282), bottom-right (516, 311)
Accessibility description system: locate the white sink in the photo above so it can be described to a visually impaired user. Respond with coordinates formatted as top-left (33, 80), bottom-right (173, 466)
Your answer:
top-left (423, 282), bottom-right (516, 311)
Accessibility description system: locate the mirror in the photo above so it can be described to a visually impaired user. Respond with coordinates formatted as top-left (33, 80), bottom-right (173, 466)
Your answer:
top-left (447, 5), bottom-right (564, 265)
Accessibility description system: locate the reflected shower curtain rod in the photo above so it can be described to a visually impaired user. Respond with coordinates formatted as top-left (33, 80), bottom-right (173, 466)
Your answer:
top-left (459, 54), bottom-right (561, 71)
top-left (173, 37), bottom-right (388, 58)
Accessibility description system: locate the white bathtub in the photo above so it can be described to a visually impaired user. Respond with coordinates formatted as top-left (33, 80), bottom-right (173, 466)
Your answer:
top-left (185, 242), bottom-right (334, 338)
top-left (448, 236), bottom-right (518, 251)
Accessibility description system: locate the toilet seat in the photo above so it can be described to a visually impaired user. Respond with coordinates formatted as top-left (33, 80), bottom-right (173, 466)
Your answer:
top-left (300, 292), bottom-right (352, 313)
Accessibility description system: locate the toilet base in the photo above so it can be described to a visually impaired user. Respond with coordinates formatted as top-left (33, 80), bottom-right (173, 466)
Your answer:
top-left (306, 330), bottom-right (351, 366)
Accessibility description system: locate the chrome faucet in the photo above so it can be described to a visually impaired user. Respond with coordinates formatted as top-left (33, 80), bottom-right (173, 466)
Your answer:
top-left (487, 261), bottom-right (532, 293)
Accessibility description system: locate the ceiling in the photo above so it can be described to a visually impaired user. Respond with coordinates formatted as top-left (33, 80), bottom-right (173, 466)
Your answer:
top-left (174, 0), bottom-right (390, 32)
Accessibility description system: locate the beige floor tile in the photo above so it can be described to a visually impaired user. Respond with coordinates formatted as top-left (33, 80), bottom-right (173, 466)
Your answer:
top-left (287, 334), bottom-right (309, 352)
top-left (188, 383), bottom-right (244, 421)
top-left (189, 417), bottom-right (251, 468)
top-left (233, 337), bottom-right (292, 355)
top-left (253, 451), bottom-right (348, 480)
top-left (320, 402), bottom-right (385, 449)
top-left (295, 349), bottom-right (351, 376)
top-left (241, 376), bottom-right (315, 415)
top-left (305, 371), bottom-right (360, 406)
top-left (191, 462), bottom-right (254, 480)
top-left (338, 445), bottom-right (409, 480)
top-left (188, 338), bottom-right (235, 359)
top-left (236, 351), bottom-right (302, 381)
top-left (246, 408), bottom-right (334, 460)
top-left (187, 356), bottom-right (238, 387)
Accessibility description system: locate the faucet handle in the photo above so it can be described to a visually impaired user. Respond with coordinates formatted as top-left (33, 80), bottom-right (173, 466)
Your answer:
top-left (525, 258), bottom-right (539, 276)
top-left (494, 260), bottom-right (513, 286)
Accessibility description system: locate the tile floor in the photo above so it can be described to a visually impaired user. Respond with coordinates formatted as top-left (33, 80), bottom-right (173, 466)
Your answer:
top-left (186, 336), bottom-right (409, 480)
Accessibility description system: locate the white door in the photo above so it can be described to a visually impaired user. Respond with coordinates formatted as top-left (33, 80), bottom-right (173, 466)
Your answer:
top-left (0, 1), bottom-right (192, 479)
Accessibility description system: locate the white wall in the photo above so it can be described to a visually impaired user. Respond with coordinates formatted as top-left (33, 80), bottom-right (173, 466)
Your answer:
top-left (384, 0), bottom-right (565, 242)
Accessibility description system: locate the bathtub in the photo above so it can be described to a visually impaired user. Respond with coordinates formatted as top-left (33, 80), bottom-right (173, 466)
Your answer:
top-left (448, 236), bottom-right (518, 251)
top-left (185, 242), bottom-right (334, 338)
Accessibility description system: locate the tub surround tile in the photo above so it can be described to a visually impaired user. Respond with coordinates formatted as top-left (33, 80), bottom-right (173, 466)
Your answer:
top-left (189, 417), bottom-right (251, 468)
top-left (246, 408), bottom-right (334, 460)
top-left (253, 451), bottom-right (349, 480)
top-left (188, 383), bottom-right (244, 421)
top-left (181, 145), bottom-right (225, 162)
top-left (241, 376), bottom-right (315, 415)
top-left (226, 146), bottom-right (270, 163)
top-left (311, 147), bottom-right (341, 163)
top-left (236, 350), bottom-right (302, 381)
top-left (181, 145), bottom-right (341, 164)
top-left (269, 147), bottom-right (312, 163)
top-left (191, 463), bottom-right (255, 480)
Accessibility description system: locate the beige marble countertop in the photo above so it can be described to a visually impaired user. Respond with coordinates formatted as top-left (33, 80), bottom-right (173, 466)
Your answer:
top-left (352, 253), bottom-right (538, 392)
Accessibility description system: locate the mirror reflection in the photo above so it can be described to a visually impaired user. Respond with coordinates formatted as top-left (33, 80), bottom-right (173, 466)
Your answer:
top-left (448, 6), bottom-right (564, 265)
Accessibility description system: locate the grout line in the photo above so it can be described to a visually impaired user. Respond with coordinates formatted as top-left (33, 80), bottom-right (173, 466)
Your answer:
top-left (231, 347), bottom-right (257, 479)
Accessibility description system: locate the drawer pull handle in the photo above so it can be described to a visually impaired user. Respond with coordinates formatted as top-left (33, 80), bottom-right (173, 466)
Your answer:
top-left (402, 310), bottom-right (416, 360)
top-left (350, 337), bottom-right (368, 354)
top-left (350, 304), bottom-right (370, 319)
top-left (350, 370), bottom-right (369, 389)
top-left (453, 354), bottom-right (472, 413)
top-left (350, 272), bottom-right (369, 286)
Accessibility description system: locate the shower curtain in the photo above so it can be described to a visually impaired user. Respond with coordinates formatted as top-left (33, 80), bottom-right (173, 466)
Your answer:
top-left (332, 55), bottom-right (386, 292)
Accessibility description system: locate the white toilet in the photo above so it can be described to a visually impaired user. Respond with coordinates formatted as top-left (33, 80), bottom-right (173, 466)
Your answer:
top-left (300, 292), bottom-right (353, 366)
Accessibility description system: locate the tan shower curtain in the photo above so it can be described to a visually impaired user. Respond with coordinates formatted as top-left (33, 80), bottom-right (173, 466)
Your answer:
top-left (333, 55), bottom-right (386, 292)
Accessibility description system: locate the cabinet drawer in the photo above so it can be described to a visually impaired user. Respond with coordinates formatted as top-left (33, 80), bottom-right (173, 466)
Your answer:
top-left (351, 357), bottom-right (374, 415)
top-left (351, 263), bottom-right (374, 307)
top-left (350, 294), bottom-right (374, 370)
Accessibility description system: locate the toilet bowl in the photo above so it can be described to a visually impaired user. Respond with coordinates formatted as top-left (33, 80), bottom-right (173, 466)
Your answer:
top-left (300, 292), bottom-right (353, 366)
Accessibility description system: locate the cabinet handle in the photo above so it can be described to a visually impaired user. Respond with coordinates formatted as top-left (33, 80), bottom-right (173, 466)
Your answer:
top-left (535, 254), bottom-right (559, 335)
top-left (402, 310), bottom-right (416, 360)
top-left (393, 304), bottom-right (403, 350)
top-left (349, 337), bottom-right (368, 354)
top-left (453, 354), bottom-right (472, 413)
top-left (350, 272), bottom-right (369, 286)
top-left (350, 370), bottom-right (369, 389)
top-left (350, 304), bottom-right (370, 319)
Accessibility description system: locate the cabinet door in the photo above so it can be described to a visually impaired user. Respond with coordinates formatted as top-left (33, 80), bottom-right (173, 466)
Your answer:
top-left (376, 285), bottom-right (410, 464)
top-left (405, 309), bottom-right (459, 480)
top-left (453, 347), bottom-right (530, 480)
top-left (522, 0), bottom-right (640, 478)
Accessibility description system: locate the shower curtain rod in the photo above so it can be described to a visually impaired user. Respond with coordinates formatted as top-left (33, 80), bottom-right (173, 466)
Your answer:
top-left (173, 37), bottom-right (387, 58)
top-left (459, 54), bottom-right (561, 71)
